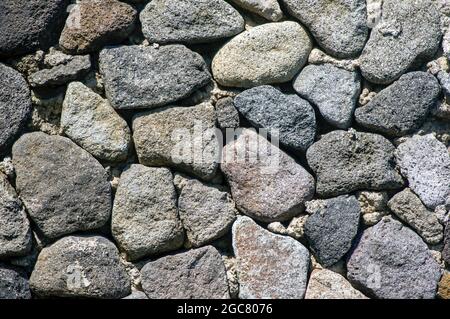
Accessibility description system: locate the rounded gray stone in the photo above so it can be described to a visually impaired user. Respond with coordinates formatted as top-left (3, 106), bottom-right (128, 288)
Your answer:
top-left (0, 263), bottom-right (31, 299)
top-left (0, 63), bottom-right (32, 155)
top-left (0, 173), bottom-right (32, 259)
top-left (132, 103), bottom-right (220, 181)
top-left (305, 195), bottom-right (361, 267)
top-left (232, 216), bottom-right (310, 299)
top-left (178, 179), bottom-right (237, 247)
top-left (359, 0), bottom-right (441, 84)
top-left (140, 0), bottom-right (244, 44)
top-left (221, 129), bottom-right (315, 222)
top-left (61, 82), bottom-right (131, 162)
top-left (0, 0), bottom-right (70, 57)
top-left (293, 64), bottom-right (361, 129)
top-left (12, 132), bottom-right (112, 239)
top-left (395, 134), bottom-right (450, 209)
top-left (280, 0), bottom-right (368, 58)
top-left (99, 44), bottom-right (211, 109)
top-left (306, 130), bottom-right (404, 197)
top-left (234, 85), bottom-right (316, 152)
top-left (30, 235), bottom-right (131, 298)
top-left (111, 164), bottom-right (184, 261)
top-left (355, 72), bottom-right (441, 137)
top-left (215, 97), bottom-right (240, 129)
top-left (141, 246), bottom-right (230, 299)
top-left (212, 21), bottom-right (312, 88)
top-left (347, 217), bottom-right (442, 299)
top-left (230, 0), bottom-right (283, 21)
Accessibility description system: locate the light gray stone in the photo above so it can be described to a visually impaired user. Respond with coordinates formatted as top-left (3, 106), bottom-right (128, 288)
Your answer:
top-left (30, 235), bottom-right (131, 298)
top-left (388, 188), bottom-right (444, 244)
top-left (12, 132), bottom-right (111, 239)
top-left (395, 134), bottom-right (450, 209)
top-left (306, 130), bottom-right (404, 197)
top-left (111, 165), bottom-right (184, 261)
top-left (140, 0), bottom-right (244, 44)
top-left (221, 129), bottom-right (315, 222)
top-left (234, 85), bottom-right (316, 152)
top-left (61, 82), bottom-right (131, 162)
top-left (141, 246), bottom-right (230, 299)
top-left (359, 0), bottom-right (441, 84)
top-left (280, 0), bottom-right (368, 58)
top-left (355, 72), bottom-right (441, 136)
top-left (99, 44), bottom-right (211, 109)
top-left (132, 103), bottom-right (220, 181)
top-left (212, 21), bottom-right (312, 88)
top-left (230, 0), bottom-right (283, 21)
top-left (347, 217), bottom-right (441, 299)
top-left (356, 191), bottom-right (389, 226)
top-left (232, 216), bottom-right (310, 299)
top-left (293, 64), bottom-right (360, 129)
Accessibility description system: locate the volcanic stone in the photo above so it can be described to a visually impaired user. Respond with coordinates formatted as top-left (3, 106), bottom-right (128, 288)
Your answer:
top-left (232, 216), bottom-right (310, 299)
top-left (0, 263), bottom-right (31, 299)
top-left (234, 85), bottom-right (316, 152)
top-left (141, 246), bottom-right (230, 299)
top-left (12, 132), bottom-right (111, 239)
top-left (215, 97), bottom-right (240, 129)
top-left (111, 165), bottom-right (184, 261)
top-left (230, 0), bottom-right (283, 21)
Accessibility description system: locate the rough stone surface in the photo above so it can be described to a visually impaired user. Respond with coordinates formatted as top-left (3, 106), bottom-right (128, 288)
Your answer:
top-left (132, 103), bottom-right (220, 181)
top-left (355, 72), bottom-right (441, 136)
top-left (443, 222), bottom-right (450, 265)
top-left (30, 235), bottom-right (131, 298)
top-left (0, 263), bottom-right (31, 299)
top-left (123, 291), bottom-right (148, 299)
top-left (0, 64), bottom-right (32, 155)
top-left (61, 82), bottom-right (131, 162)
top-left (0, 0), bottom-right (70, 57)
top-left (28, 54), bottom-right (91, 88)
top-left (305, 195), bottom-right (361, 267)
top-left (359, 0), bottom-right (442, 84)
top-left (141, 246), bottom-right (230, 299)
top-left (388, 188), bottom-right (444, 244)
top-left (99, 45), bottom-right (211, 109)
top-left (222, 129), bottom-right (315, 222)
top-left (234, 85), bottom-right (316, 151)
top-left (232, 216), bottom-right (310, 299)
top-left (140, 0), bottom-right (244, 44)
top-left (0, 173), bottom-right (32, 259)
top-left (59, 0), bottom-right (137, 54)
top-left (12, 132), bottom-right (111, 239)
top-left (347, 217), bottom-right (442, 299)
top-left (306, 130), bottom-right (404, 197)
top-left (396, 134), bottom-right (450, 209)
top-left (280, 0), bottom-right (368, 58)
top-left (438, 271), bottom-right (450, 299)
top-left (356, 191), bottom-right (389, 226)
top-left (305, 269), bottom-right (367, 299)
top-left (215, 97), bottom-right (240, 129)
top-left (111, 165), bottom-right (184, 261)
top-left (293, 64), bottom-right (360, 129)
top-left (212, 21), bottom-right (312, 88)
top-left (178, 179), bottom-right (236, 247)
top-left (230, 0), bottom-right (283, 21)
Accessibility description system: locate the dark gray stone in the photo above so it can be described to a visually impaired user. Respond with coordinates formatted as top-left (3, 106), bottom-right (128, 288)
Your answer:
top-left (141, 246), bottom-right (230, 299)
top-left (444, 223), bottom-right (450, 265)
top-left (0, 0), bottom-right (70, 57)
top-left (359, 0), bottom-right (441, 84)
top-left (293, 64), bottom-right (360, 129)
top-left (140, 0), bottom-right (244, 44)
top-left (0, 263), bottom-right (31, 299)
top-left (280, 0), bottom-right (368, 58)
top-left (0, 64), bottom-right (32, 154)
top-left (355, 72), bottom-right (440, 136)
top-left (30, 235), bottom-right (131, 298)
top-left (111, 164), bottom-right (184, 261)
top-left (306, 130), bottom-right (404, 197)
top-left (99, 44), bottom-right (211, 109)
top-left (234, 85), bottom-right (316, 152)
top-left (12, 132), bottom-right (111, 239)
top-left (305, 195), bottom-right (361, 267)
top-left (347, 217), bottom-right (441, 299)
top-left (0, 173), bottom-right (32, 259)
top-left (215, 97), bottom-right (240, 129)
